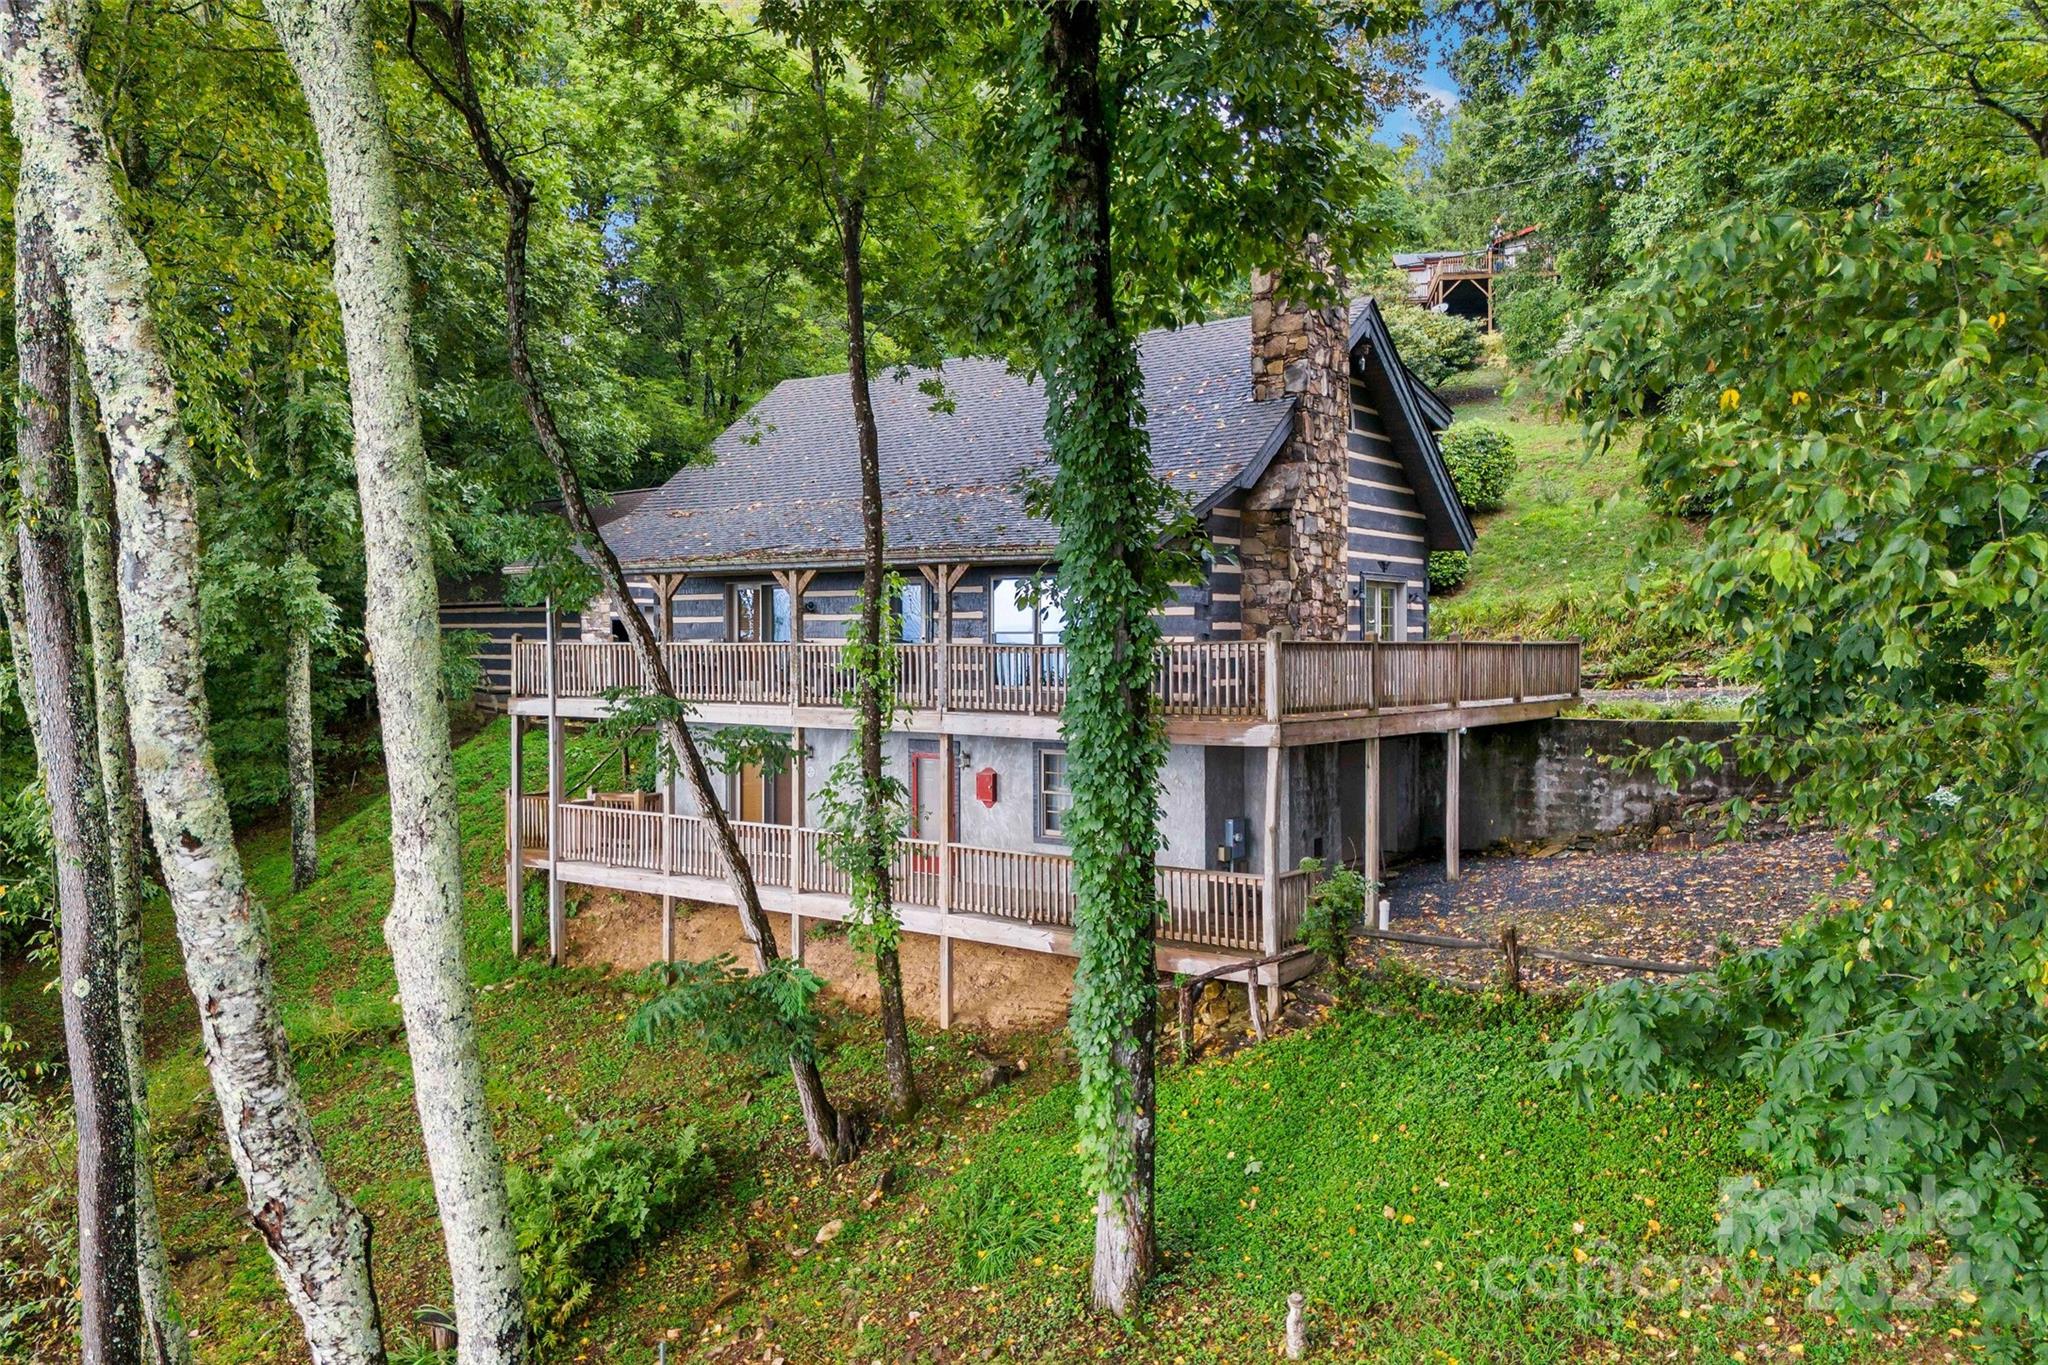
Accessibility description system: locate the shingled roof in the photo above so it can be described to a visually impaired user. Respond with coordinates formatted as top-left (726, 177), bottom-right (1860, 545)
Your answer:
top-left (601, 300), bottom-right (1447, 570)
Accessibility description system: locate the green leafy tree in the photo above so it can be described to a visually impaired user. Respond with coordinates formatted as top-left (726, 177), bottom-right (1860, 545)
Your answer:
top-left (1546, 167), bottom-right (2048, 1339)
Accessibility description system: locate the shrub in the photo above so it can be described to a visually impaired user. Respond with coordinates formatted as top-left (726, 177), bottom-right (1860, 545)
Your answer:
top-left (510, 1122), bottom-right (712, 1346)
top-left (1427, 550), bottom-right (1471, 593)
top-left (1495, 277), bottom-right (1576, 370)
top-left (1439, 421), bottom-right (1518, 513)
top-left (1296, 857), bottom-right (1369, 970)
top-left (1378, 301), bottom-right (1484, 386)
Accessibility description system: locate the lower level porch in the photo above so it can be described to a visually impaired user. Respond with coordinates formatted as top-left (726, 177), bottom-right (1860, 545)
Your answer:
top-left (510, 795), bottom-right (1322, 1025)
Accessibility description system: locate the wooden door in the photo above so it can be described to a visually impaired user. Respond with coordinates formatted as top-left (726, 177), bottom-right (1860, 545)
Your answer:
top-left (736, 763), bottom-right (767, 823)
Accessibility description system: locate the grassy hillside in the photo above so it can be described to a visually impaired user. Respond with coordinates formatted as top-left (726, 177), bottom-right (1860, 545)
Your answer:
top-left (3, 724), bottom-right (1958, 1360)
top-left (1430, 376), bottom-right (1720, 685)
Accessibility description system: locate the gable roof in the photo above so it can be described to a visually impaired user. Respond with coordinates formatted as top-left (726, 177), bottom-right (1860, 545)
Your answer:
top-left (1350, 303), bottom-right (1474, 553)
top-left (600, 299), bottom-right (1467, 570)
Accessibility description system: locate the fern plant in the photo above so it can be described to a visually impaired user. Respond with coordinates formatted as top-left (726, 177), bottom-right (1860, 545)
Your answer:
top-left (508, 1121), bottom-right (712, 1348)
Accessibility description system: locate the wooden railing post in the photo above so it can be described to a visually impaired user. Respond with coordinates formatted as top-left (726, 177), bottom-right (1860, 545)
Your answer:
top-left (1263, 635), bottom-right (1283, 724)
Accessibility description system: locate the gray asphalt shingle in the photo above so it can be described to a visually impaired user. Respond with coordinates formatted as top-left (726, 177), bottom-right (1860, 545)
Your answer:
top-left (601, 310), bottom-right (1301, 570)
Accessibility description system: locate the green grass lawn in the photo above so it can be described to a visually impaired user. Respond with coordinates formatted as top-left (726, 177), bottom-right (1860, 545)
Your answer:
top-left (1430, 386), bottom-right (1721, 685)
top-left (4, 723), bottom-right (1972, 1361)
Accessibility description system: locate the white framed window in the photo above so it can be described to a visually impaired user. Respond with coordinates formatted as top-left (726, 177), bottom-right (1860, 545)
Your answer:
top-left (992, 576), bottom-right (1065, 645)
top-left (1036, 746), bottom-right (1072, 841)
top-left (1358, 578), bottom-right (1406, 641)
top-left (730, 582), bottom-right (792, 642)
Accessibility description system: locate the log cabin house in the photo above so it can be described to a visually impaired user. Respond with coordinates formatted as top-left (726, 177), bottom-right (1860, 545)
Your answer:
top-left (492, 277), bottom-right (1580, 1024)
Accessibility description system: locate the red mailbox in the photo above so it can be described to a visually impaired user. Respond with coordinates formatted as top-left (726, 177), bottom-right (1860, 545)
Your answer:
top-left (974, 767), bottom-right (999, 808)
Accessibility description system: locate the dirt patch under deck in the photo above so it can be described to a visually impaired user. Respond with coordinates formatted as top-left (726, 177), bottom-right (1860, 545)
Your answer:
top-left (560, 887), bottom-right (1076, 1033)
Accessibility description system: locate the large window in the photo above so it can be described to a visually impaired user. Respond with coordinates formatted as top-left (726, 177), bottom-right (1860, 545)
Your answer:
top-left (991, 576), bottom-right (1065, 645)
top-left (730, 583), bottom-right (792, 642)
top-left (1036, 746), bottom-right (1072, 841)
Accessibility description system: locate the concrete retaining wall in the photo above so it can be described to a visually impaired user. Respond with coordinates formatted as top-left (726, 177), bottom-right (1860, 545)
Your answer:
top-left (1383, 717), bottom-right (1767, 856)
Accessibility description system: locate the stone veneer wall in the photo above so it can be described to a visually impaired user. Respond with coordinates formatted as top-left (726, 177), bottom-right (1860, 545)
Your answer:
top-left (1241, 266), bottom-right (1352, 641)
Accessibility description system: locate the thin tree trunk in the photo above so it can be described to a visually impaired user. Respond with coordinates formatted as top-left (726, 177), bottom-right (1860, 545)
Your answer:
top-left (262, 1), bottom-right (530, 1358)
top-left (403, 0), bottom-right (858, 1163)
top-left (13, 178), bottom-right (142, 1365)
top-left (74, 375), bottom-right (191, 1365)
top-left (819, 53), bottom-right (917, 1122)
top-left (284, 359), bottom-right (318, 893)
top-left (1031, 0), bottom-right (1162, 1316)
top-left (0, 505), bottom-right (42, 759)
top-left (0, 6), bottom-right (388, 1359)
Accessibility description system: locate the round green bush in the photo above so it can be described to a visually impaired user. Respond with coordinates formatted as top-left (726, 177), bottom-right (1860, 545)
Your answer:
top-left (1439, 421), bottom-right (1518, 513)
top-left (1428, 550), bottom-right (1471, 593)
top-left (1378, 301), bottom-right (1485, 387)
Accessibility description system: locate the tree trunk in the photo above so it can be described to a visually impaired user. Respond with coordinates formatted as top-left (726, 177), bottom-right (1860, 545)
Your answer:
top-left (403, 0), bottom-right (856, 1163)
top-left (285, 363), bottom-right (319, 893)
top-left (13, 178), bottom-right (143, 1365)
top-left (830, 139), bottom-right (916, 1121)
top-left (263, 1), bottom-right (531, 1358)
top-left (74, 375), bottom-right (191, 1365)
top-left (1029, 0), bottom-right (1163, 1316)
top-left (0, 5), bottom-right (389, 1359)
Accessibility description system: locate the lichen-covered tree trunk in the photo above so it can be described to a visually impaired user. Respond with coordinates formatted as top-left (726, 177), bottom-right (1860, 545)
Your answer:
top-left (1023, 0), bottom-right (1167, 1316)
top-left (262, 1), bottom-right (530, 1357)
top-left (0, 5), bottom-right (388, 1359)
top-left (281, 359), bottom-right (318, 893)
top-left (13, 180), bottom-right (143, 1365)
top-left (74, 376), bottom-right (191, 1365)
top-left (285, 598), bottom-right (316, 890)
top-left (402, 0), bottom-right (857, 1164)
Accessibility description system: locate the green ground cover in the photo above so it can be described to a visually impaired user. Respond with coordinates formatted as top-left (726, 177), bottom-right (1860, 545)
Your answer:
top-left (1430, 387), bottom-right (1720, 685)
top-left (3, 724), bottom-right (1972, 1361)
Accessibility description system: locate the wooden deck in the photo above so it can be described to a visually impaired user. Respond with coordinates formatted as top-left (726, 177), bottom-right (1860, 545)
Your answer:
top-left (505, 637), bottom-right (1580, 742)
top-left (514, 796), bottom-right (1309, 977)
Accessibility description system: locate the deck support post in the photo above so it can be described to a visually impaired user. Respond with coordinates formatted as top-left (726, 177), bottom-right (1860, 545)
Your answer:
top-left (1364, 736), bottom-right (1383, 891)
top-left (1445, 727), bottom-right (1463, 883)
top-left (545, 600), bottom-right (566, 966)
top-left (938, 730), bottom-right (956, 1030)
top-left (660, 783), bottom-right (675, 965)
top-left (1260, 635), bottom-right (1285, 1017)
top-left (789, 721), bottom-right (806, 960)
top-left (1261, 741), bottom-right (1283, 1019)
top-left (507, 707), bottom-right (524, 957)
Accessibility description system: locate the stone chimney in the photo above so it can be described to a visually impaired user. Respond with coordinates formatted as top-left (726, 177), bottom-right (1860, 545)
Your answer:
top-left (1240, 247), bottom-right (1352, 641)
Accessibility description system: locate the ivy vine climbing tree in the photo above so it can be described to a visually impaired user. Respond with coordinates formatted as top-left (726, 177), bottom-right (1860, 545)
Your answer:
top-left (983, 0), bottom-right (1410, 1315)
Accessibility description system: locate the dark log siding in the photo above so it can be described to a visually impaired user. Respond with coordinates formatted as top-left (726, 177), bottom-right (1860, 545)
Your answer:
top-left (436, 598), bottom-right (567, 700)
top-left (1203, 492), bottom-right (1244, 636)
top-left (1347, 377), bottom-right (1430, 639)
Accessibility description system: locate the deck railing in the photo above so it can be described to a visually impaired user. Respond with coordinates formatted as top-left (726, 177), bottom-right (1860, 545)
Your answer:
top-left (534, 803), bottom-right (1278, 952)
top-left (510, 636), bottom-right (1577, 720)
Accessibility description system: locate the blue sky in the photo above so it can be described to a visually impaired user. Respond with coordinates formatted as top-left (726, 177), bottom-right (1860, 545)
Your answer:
top-left (1373, 25), bottom-right (1461, 146)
